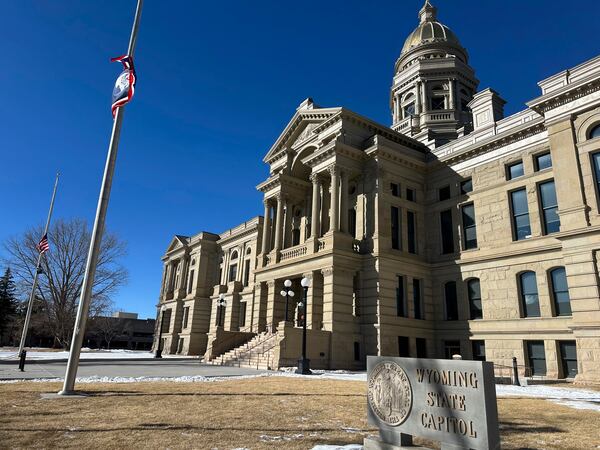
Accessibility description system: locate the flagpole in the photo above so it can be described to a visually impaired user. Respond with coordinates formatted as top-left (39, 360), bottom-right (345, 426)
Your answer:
top-left (17, 172), bottom-right (60, 360)
top-left (59, 0), bottom-right (143, 395)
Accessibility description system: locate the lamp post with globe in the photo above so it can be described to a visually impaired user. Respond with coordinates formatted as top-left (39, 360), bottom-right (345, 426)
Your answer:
top-left (216, 293), bottom-right (227, 327)
top-left (296, 277), bottom-right (312, 375)
top-left (279, 279), bottom-right (295, 322)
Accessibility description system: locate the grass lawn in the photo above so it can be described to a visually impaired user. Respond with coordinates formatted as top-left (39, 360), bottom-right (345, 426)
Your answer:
top-left (0, 378), bottom-right (598, 449)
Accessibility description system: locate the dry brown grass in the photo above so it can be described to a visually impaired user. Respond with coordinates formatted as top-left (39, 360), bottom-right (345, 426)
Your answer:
top-left (0, 378), bottom-right (598, 449)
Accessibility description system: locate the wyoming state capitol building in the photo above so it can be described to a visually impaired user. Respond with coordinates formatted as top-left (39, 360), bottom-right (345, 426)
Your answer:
top-left (152, 1), bottom-right (600, 384)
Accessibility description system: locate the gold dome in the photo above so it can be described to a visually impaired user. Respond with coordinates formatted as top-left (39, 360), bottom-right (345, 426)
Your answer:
top-left (401, 1), bottom-right (462, 56)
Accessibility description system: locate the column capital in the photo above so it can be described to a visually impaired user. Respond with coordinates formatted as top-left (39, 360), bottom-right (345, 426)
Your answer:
top-left (263, 197), bottom-right (272, 208)
top-left (328, 164), bottom-right (340, 178)
top-left (309, 172), bottom-right (321, 184)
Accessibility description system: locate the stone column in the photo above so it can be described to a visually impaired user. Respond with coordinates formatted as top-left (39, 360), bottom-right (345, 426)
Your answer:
top-left (310, 173), bottom-right (321, 238)
top-left (340, 170), bottom-right (349, 233)
top-left (421, 80), bottom-right (428, 113)
top-left (273, 193), bottom-right (284, 251)
top-left (548, 117), bottom-right (590, 231)
top-left (449, 78), bottom-right (456, 110)
top-left (261, 199), bottom-right (271, 255)
top-left (284, 198), bottom-right (293, 248)
top-left (329, 165), bottom-right (340, 233)
top-left (415, 81), bottom-right (422, 114)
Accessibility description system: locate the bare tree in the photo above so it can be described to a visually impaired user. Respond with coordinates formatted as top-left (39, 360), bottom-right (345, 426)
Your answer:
top-left (3, 218), bottom-right (128, 349)
top-left (89, 313), bottom-right (123, 349)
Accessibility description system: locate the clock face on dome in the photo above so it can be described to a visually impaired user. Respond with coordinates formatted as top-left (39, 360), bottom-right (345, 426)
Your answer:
top-left (112, 71), bottom-right (130, 101)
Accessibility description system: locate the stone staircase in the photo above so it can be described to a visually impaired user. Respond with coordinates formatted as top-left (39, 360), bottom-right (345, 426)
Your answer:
top-left (207, 331), bottom-right (279, 370)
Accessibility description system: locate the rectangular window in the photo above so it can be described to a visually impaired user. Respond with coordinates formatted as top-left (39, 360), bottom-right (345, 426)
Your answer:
top-left (398, 336), bottom-right (410, 357)
top-left (161, 309), bottom-right (172, 333)
top-left (396, 275), bottom-right (406, 317)
top-left (349, 209), bottom-right (357, 238)
top-left (390, 183), bottom-right (400, 197)
top-left (510, 188), bottom-right (531, 241)
top-left (472, 340), bottom-right (486, 361)
top-left (228, 264), bottom-right (237, 283)
top-left (534, 152), bottom-right (552, 171)
top-left (591, 153), bottom-right (600, 208)
top-left (413, 278), bottom-right (423, 319)
top-left (239, 302), bottom-right (247, 328)
top-left (188, 270), bottom-right (194, 294)
top-left (353, 273), bottom-right (360, 317)
top-left (461, 203), bottom-right (478, 250)
top-left (182, 306), bottom-right (189, 329)
top-left (354, 342), bottom-right (361, 361)
top-left (539, 180), bottom-right (560, 234)
top-left (416, 338), bottom-right (427, 358)
top-left (460, 178), bottom-right (473, 194)
top-left (559, 341), bottom-right (578, 378)
top-left (407, 211), bottom-right (416, 254)
top-left (507, 161), bottom-right (524, 180)
top-left (440, 209), bottom-right (454, 254)
top-left (391, 206), bottom-right (401, 250)
top-left (526, 341), bottom-right (547, 376)
top-left (444, 340), bottom-right (461, 359)
top-left (431, 96), bottom-right (445, 110)
top-left (444, 281), bottom-right (458, 321)
top-left (243, 260), bottom-right (251, 286)
top-left (439, 185), bottom-right (451, 201)
top-left (406, 188), bottom-right (416, 202)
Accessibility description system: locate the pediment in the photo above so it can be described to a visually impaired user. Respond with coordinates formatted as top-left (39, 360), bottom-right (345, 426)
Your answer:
top-left (263, 106), bottom-right (342, 164)
top-left (165, 235), bottom-right (189, 254)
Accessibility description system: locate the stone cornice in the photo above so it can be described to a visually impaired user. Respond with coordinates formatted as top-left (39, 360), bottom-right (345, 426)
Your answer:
top-left (433, 118), bottom-right (546, 165)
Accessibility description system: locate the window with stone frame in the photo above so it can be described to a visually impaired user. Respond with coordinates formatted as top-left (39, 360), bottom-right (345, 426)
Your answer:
top-left (461, 203), bottom-right (478, 250)
top-left (467, 278), bottom-right (482, 320)
top-left (472, 340), bottom-right (486, 361)
top-left (413, 278), bottom-right (423, 319)
top-left (538, 179), bottom-right (560, 234)
top-left (440, 209), bottom-right (454, 254)
top-left (431, 96), bottom-right (446, 110)
top-left (589, 124), bottom-right (600, 139)
top-left (510, 188), bottom-right (531, 241)
top-left (519, 271), bottom-right (541, 318)
top-left (444, 281), bottom-right (459, 321)
top-left (460, 178), bottom-right (473, 194)
top-left (506, 160), bottom-right (524, 180)
top-left (228, 264), bottom-right (237, 283)
top-left (391, 206), bottom-right (401, 250)
top-left (187, 270), bottom-right (194, 294)
top-left (182, 306), bottom-right (190, 329)
top-left (549, 267), bottom-right (571, 316)
top-left (407, 211), bottom-right (417, 254)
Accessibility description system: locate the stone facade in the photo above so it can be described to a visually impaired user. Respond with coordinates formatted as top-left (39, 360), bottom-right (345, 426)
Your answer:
top-left (153, 1), bottom-right (600, 383)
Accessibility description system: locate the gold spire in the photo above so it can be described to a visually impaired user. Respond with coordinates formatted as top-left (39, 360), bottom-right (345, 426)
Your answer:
top-left (419, 0), bottom-right (438, 24)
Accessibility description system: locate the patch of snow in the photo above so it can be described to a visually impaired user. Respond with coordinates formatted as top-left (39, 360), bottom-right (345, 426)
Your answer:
top-left (311, 446), bottom-right (363, 450)
top-left (496, 384), bottom-right (600, 411)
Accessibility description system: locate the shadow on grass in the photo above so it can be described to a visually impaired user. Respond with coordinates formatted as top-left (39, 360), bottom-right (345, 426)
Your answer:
top-left (82, 391), bottom-right (365, 398)
top-left (0, 424), bottom-right (372, 434)
top-left (499, 420), bottom-right (564, 435)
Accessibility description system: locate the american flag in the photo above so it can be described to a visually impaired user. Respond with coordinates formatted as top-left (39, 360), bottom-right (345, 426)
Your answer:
top-left (110, 54), bottom-right (137, 117)
top-left (37, 234), bottom-right (49, 254)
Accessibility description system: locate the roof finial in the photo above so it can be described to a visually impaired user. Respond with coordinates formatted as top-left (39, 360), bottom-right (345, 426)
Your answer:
top-left (419, 0), bottom-right (437, 24)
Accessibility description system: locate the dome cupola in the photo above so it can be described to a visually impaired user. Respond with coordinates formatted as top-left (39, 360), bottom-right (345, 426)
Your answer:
top-left (390, 1), bottom-right (479, 148)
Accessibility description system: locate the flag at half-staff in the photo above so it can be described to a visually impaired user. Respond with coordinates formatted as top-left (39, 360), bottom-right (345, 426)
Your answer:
top-left (37, 233), bottom-right (49, 254)
top-left (110, 55), bottom-right (137, 117)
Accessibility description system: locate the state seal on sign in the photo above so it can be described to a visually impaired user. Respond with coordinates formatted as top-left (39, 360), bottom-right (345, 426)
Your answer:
top-left (367, 361), bottom-right (412, 426)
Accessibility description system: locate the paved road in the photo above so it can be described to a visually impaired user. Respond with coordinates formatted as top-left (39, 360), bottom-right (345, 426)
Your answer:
top-left (0, 359), bottom-right (265, 380)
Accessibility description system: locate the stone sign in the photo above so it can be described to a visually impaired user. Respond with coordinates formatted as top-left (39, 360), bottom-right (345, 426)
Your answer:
top-left (366, 356), bottom-right (500, 450)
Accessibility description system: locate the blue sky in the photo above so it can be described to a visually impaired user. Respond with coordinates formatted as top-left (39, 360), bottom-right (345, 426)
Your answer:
top-left (1, 1), bottom-right (599, 319)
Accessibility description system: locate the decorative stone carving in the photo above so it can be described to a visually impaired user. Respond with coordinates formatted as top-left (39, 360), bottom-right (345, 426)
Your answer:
top-left (367, 361), bottom-right (412, 426)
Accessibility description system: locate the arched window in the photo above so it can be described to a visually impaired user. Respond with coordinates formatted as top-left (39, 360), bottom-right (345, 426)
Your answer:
top-left (245, 247), bottom-right (252, 255)
top-left (589, 124), bottom-right (600, 140)
top-left (550, 267), bottom-right (571, 316)
top-left (402, 93), bottom-right (416, 118)
top-left (230, 250), bottom-right (238, 260)
top-left (467, 279), bottom-right (482, 320)
top-left (444, 281), bottom-right (458, 321)
top-left (519, 272), bottom-right (540, 317)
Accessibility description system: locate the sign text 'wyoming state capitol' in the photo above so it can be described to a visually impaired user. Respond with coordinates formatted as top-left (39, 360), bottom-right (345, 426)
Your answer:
top-left (153, 0), bottom-right (600, 385)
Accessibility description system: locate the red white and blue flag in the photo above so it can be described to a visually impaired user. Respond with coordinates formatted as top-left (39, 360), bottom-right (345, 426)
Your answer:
top-left (110, 55), bottom-right (136, 117)
top-left (37, 234), bottom-right (49, 254)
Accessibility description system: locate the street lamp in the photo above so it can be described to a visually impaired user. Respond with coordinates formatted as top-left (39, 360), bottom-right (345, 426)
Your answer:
top-left (296, 277), bottom-right (312, 375)
top-left (279, 279), bottom-right (295, 322)
top-left (217, 293), bottom-right (227, 328)
top-left (155, 309), bottom-right (166, 358)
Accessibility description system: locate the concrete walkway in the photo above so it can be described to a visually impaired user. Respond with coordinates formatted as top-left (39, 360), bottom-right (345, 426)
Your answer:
top-left (0, 359), bottom-right (266, 380)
